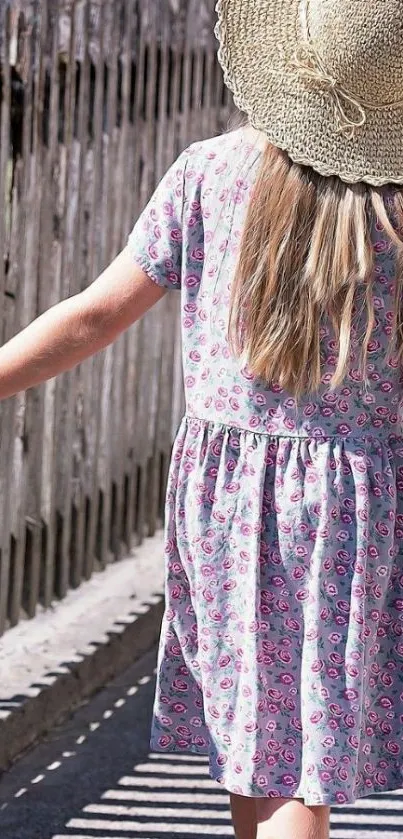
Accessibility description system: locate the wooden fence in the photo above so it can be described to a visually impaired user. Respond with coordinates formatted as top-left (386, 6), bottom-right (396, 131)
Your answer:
top-left (0, 0), bottom-right (233, 635)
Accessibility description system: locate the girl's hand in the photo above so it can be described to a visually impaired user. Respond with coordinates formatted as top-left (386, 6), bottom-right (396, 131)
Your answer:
top-left (0, 248), bottom-right (165, 401)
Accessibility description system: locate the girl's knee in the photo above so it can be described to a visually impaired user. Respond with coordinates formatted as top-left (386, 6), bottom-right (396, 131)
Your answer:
top-left (256, 796), bottom-right (302, 821)
top-left (256, 798), bottom-right (330, 839)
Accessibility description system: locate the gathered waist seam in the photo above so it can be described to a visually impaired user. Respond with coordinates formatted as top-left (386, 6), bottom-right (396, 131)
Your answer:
top-left (184, 414), bottom-right (403, 444)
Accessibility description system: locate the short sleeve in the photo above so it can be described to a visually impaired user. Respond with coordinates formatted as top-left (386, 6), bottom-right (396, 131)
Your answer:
top-left (127, 149), bottom-right (189, 290)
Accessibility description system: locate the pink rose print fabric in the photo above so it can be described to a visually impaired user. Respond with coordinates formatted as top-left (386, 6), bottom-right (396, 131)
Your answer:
top-left (128, 128), bottom-right (403, 806)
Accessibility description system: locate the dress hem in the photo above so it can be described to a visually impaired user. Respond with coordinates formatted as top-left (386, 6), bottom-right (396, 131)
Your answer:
top-left (150, 739), bottom-right (403, 807)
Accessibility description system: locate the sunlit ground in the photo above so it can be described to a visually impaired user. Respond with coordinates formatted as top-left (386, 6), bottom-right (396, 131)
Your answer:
top-left (0, 653), bottom-right (402, 839)
top-left (53, 755), bottom-right (403, 839)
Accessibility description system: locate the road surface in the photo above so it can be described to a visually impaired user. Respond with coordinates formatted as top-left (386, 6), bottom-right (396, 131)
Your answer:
top-left (0, 649), bottom-right (401, 839)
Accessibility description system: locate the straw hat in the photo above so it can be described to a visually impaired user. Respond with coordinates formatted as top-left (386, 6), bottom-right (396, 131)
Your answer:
top-left (215, 0), bottom-right (403, 185)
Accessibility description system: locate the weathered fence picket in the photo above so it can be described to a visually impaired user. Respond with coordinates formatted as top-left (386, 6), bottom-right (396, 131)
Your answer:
top-left (0, 0), bottom-right (233, 634)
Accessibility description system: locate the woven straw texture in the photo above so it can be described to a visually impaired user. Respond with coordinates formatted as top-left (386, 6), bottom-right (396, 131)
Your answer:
top-left (215, 0), bottom-right (403, 185)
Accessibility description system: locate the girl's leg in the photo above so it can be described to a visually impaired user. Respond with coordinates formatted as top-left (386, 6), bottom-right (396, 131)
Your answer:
top-left (229, 792), bottom-right (330, 839)
top-left (230, 794), bottom-right (257, 839)
top-left (256, 798), bottom-right (330, 839)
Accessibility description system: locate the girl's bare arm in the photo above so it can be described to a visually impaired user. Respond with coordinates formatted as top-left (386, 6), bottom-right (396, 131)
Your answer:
top-left (0, 247), bottom-right (165, 401)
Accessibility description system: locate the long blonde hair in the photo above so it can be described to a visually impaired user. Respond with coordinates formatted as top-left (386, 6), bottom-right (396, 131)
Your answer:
top-left (229, 142), bottom-right (403, 399)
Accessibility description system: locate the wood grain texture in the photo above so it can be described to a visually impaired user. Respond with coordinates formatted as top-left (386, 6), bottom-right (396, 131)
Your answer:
top-left (0, 0), bottom-right (234, 634)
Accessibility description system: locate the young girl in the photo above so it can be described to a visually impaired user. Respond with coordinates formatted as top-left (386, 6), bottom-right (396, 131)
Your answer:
top-left (2, 0), bottom-right (403, 837)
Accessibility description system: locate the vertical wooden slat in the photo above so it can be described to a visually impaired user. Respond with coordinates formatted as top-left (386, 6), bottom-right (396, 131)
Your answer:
top-left (106, 0), bottom-right (132, 560)
top-left (155, 3), bottom-right (171, 182)
top-left (167, 36), bottom-right (183, 164)
top-left (125, 1), bottom-right (151, 544)
top-left (146, 2), bottom-right (175, 536)
top-left (193, 47), bottom-right (205, 139)
top-left (0, 2), bottom-right (22, 627)
top-left (0, 3), bottom-right (13, 635)
top-left (180, 38), bottom-right (193, 152)
top-left (97, 0), bottom-right (121, 567)
top-left (38, 0), bottom-right (63, 611)
top-left (83, 0), bottom-right (106, 579)
top-left (203, 47), bottom-right (213, 138)
top-left (12, 0), bottom-right (49, 625)
top-left (6, 155), bottom-right (26, 626)
top-left (121, 3), bottom-right (139, 553)
top-left (0, 3), bottom-right (10, 316)
top-left (57, 0), bottom-right (79, 599)
top-left (128, 5), bottom-right (152, 545)
top-left (70, 0), bottom-right (90, 587)
top-left (136, 4), bottom-right (163, 540)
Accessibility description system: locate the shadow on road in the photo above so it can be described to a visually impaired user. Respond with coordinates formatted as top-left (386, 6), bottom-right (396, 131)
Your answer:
top-left (0, 649), bottom-right (402, 839)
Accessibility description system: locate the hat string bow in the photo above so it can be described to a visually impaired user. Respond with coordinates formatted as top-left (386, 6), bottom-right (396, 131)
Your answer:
top-left (292, 43), bottom-right (367, 140)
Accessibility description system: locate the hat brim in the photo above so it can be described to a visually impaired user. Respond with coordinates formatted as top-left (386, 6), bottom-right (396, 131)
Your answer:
top-left (216, 0), bottom-right (403, 186)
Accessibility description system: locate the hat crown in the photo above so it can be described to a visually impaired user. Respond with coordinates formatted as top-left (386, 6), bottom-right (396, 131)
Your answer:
top-left (306, 0), bottom-right (403, 106)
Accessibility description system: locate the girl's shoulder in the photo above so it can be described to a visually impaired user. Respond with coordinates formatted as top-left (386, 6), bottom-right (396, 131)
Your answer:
top-left (184, 126), bottom-right (265, 178)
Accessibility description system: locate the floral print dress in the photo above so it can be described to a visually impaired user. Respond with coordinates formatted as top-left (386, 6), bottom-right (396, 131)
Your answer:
top-left (128, 127), bottom-right (403, 806)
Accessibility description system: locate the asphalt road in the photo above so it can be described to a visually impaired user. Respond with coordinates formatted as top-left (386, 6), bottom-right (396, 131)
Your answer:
top-left (0, 649), bottom-right (402, 839)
